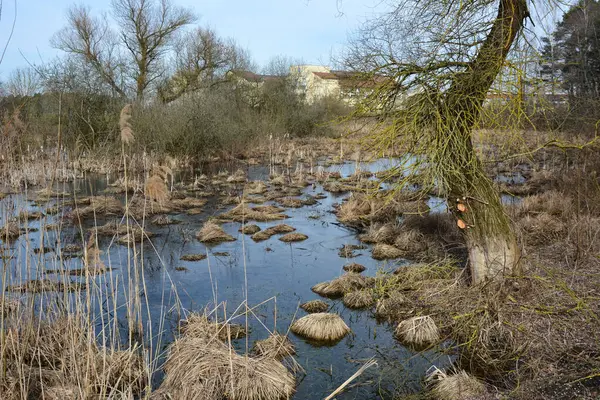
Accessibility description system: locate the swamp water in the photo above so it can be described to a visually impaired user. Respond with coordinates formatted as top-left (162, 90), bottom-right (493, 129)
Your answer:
top-left (0, 158), bottom-right (456, 399)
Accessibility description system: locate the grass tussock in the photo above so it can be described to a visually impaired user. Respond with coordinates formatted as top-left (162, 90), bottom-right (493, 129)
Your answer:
top-left (253, 332), bottom-right (296, 360)
top-left (429, 368), bottom-right (487, 400)
top-left (196, 221), bottom-right (236, 243)
top-left (180, 254), bottom-right (207, 262)
top-left (359, 223), bottom-right (399, 244)
top-left (311, 273), bottom-right (372, 299)
top-left (343, 263), bottom-right (366, 273)
top-left (291, 313), bottom-right (351, 343)
top-left (219, 203), bottom-right (288, 222)
top-left (394, 315), bottom-right (440, 347)
top-left (279, 232), bottom-right (308, 242)
top-left (300, 300), bottom-right (329, 313)
top-left (239, 224), bottom-right (261, 234)
top-left (158, 336), bottom-right (295, 400)
top-left (343, 290), bottom-right (375, 309)
top-left (251, 224), bottom-right (296, 242)
top-left (180, 313), bottom-right (247, 341)
top-left (372, 243), bottom-right (405, 260)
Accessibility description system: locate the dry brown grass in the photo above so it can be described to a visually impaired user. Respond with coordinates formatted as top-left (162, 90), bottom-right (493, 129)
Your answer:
top-left (180, 254), bottom-right (207, 262)
top-left (196, 221), bottom-right (236, 243)
top-left (219, 203), bottom-right (288, 222)
top-left (179, 313), bottom-right (247, 342)
top-left (251, 224), bottom-right (296, 242)
top-left (343, 290), bottom-right (375, 309)
top-left (311, 273), bottom-right (372, 299)
top-left (429, 369), bottom-right (487, 400)
top-left (279, 232), bottom-right (308, 242)
top-left (158, 336), bottom-right (295, 400)
top-left (372, 243), bottom-right (405, 260)
top-left (244, 180), bottom-right (268, 195)
top-left (0, 315), bottom-right (146, 399)
top-left (343, 263), bottom-right (366, 273)
top-left (239, 224), bottom-right (261, 234)
top-left (359, 223), bottom-right (399, 244)
top-left (278, 197), bottom-right (305, 208)
top-left (1, 220), bottom-right (21, 240)
top-left (300, 300), bottom-right (329, 313)
top-left (73, 196), bottom-right (124, 218)
top-left (291, 313), bottom-right (351, 342)
top-left (516, 190), bottom-right (572, 217)
top-left (253, 332), bottom-right (296, 360)
top-left (394, 315), bottom-right (440, 347)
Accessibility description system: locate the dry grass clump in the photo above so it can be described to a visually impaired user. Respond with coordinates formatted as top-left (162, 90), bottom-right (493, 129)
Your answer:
top-left (429, 369), bottom-right (487, 400)
top-left (18, 210), bottom-right (44, 221)
top-left (227, 169), bottom-right (247, 183)
top-left (300, 300), bottom-right (329, 313)
top-left (374, 291), bottom-right (408, 321)
top-left (278, 197), bottom-right (304, 208)
top-left (372, 243), bottom-right (405, 260)
top-left (270, 174), bottom-right (287, 185)
top-left (251, 224), bottom-right (296, 242)
top-left (244, 180), bottom-right (267, 195)
top-left (343, 263), bottom-right (366, 273)
top-left (0, 315), bottom-right (146, 398)
top-left (291, 313), bottom-right (351, 342)
top-left (336, 193), bottom-right (400, 227)
top-left (279, 232), bottom-right (308, 242)
top-left (180, 313), bottom-right (247, 341)
top-left (343, 290), bottom-right (375, 309)
top-left (219, 203), bottom-right (288, 222)
top-left (239, 224), bottom-right (261, 234)
top-left (359, 223), bottom-right (399, 244)
top-left (323, 181), bottom-right (349, 193)
top-left (180, 254), bottom-right (207, 262)
top-left (196, 221), bottom-right (236, 243)
top-left (338, 243), bottom-right (367, 258)
top-left (394, 316), bottom-right (440, 347)
top-left (253, 332), bottom-right (296, 360)
top-left (311, 273), bottom-right (372, 298)
top-left (171, 197), bottom-right (208, 209)
top-left (252, 205), bottom-right (285, 214)
top-left (73, 196), bottom-right (124, 218)
top-left (1, 220), bottom-right (21, 240)
top-left (158, 336), bottom-right (295, 400)
top-left (517, 190), bottom-right (572, 218)
top-left (517, 212), bottom-right (565, 245)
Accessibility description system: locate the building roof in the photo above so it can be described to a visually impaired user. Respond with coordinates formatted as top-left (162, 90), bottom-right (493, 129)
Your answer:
top-left (313, 70), bottom-right (389, 89)
top-left (231, 70), bottom-right (282, 83)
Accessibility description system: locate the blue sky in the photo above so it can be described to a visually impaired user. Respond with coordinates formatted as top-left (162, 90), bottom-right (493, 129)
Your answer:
top-left (0, 0), bottom-right (385, 78)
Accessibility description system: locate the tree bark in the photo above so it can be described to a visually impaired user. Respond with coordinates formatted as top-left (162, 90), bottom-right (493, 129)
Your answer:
top-left (441, 0), bottom-right (528, 283)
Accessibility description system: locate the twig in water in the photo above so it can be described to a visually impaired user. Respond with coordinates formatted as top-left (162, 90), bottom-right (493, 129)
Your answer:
top-left (324, 357), bottom-right (377, 400)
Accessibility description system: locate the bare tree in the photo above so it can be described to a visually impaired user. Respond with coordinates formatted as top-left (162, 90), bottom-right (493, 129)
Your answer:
top-left (6, 67), bottom-right (41, 97)
top-left (158, 27), bottom-right (249, 103)
top-left (52, 0), bottom-right (195, 101)
top-left (348, 0), bottom-right (533, 283)
top-left (52, 5), bottom-right (127, 98)
top-left (111, 0), bottom-right (195, 101)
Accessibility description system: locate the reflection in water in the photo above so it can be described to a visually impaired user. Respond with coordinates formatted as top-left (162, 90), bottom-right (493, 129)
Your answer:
top-left (0, 158), bottom-right (458, 399)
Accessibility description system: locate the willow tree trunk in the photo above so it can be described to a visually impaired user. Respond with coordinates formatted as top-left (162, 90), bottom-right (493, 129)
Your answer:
top-left (439, 0), bottom-right (528, 283)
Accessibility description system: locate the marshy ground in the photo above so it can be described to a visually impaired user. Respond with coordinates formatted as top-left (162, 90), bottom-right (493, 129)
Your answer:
top-left (0, 132), bottom-right (599, 399)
